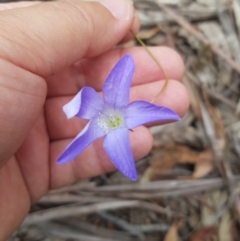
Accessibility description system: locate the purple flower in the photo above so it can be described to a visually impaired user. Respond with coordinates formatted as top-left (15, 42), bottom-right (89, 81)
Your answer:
top-left (57, 54), bottom-right (180, 180)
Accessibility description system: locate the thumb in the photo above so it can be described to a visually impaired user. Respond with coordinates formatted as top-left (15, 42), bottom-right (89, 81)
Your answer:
top-left (0, 0), bottom-right (135, 167)
top-left (0, 0), bottom-right (135, 77)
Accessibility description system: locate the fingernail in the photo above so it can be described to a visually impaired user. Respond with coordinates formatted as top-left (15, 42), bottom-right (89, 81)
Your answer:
top-left (100, 0), bottom-right (133, 20)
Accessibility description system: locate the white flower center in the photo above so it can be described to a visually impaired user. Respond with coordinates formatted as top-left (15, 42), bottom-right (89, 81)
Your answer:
top-left (96, 110), bottom-right (123, 133)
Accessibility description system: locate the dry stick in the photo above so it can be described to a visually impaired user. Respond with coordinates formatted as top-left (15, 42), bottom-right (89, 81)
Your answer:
top-left (38, 221), bottom-right (121, 241)
top-left (130, 30), bottom-right (169, 103)
top-left (68, 219), bottom-right (168, 234)
top-left (153, 2), bottom-right (240, 74)
top-left (48, 181), bottom-right (95, 194)
top-left (117, 183), bottom-right (224, 199)
top-left (83, 178), bottom-right (240, 198)
top-left (26, 178), bottom-right (239, 226)
top-left (39, 193), bottom-right (116, 204)
top-left (186, 72), bottom-right (236, 109)
top-left (98, 211), bottom-right (145, 239)
top-left (61, 219), bottom-right (136, 241)
top-left (91, 176), bottom-right (240, 192)
top-left (41, 221), bottom-right (163, 241)
top-left (23, 201), bottom-right (138, 225)
top-left (22, 200), bottom-right (178, 226)
top-left (216, 0), bottom-right (240, 64)
top-left (97, 211), bottom-right (169, 240)
top-left (136, 224), bottom-right (169, 232)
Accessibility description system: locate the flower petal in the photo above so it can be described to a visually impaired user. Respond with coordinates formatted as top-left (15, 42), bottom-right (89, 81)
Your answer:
top-left (56, 120), bottom-right (105, 164)
top-left (103, 128), bottom-right (137, 180)
top-left (125, 101), bottom-right (180, 129)
top-left (63, 87), bottom-right (104, 119)
top-left (103, 54), bottom-right (134, 108)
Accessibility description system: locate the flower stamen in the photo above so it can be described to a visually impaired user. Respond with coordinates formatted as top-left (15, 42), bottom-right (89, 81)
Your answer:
top-left (96, 112), bottom-right (123, 133)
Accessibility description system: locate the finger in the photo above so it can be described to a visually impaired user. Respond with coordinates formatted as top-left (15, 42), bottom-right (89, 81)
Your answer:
top-left (16, 111), bottom-right (49, 203)
top-left (0, 59), bottom-right (46, 168)
top-left (0, 1), bottom-right (40, 10)
top-left (47, 46), bottom-right (185, 96)
top-left (0, 157), bottom-right (31, 241)
top-left (0, 0), bottom-right (135, 77)
top-left (120, 14), bottom-right (140, 43)
top-left (46, 79), bottom-right (189, 141)
top-left (49, 126), bottom-right (153, 189)
top-left (0, 0), bottom-right (137, 43)
top-left (0, 0), bottom-right (138, 48)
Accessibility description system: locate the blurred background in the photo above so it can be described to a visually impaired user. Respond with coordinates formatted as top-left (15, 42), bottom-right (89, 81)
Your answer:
top-left (7, 0), bottom-right (240, 240)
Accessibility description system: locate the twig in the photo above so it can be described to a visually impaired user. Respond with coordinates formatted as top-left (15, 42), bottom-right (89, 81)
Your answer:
top-left (98, 211), bottom-right (145, 239)
top-left (216, 0), bottom-right (240, 64)
top-left (134, 224), bottom-right (169, 232)
top-left (23, 200), bottom-right (178, 225)
top-left (39, 193), bottom-right (116, 204)
top-left (38, 221), bottom-right (122, 241)
top-left (60, 219), bottom-right (136, 241)
top-left (186, 71), bottom-right (236, 110)
top-left (98, 212), bottom-right (169, 234)
top-left (73, 214), bottom-right (169, 238)
top-left (23, 201), bottom-right (139, 225)
top-left (91, 176), bottom-right (240, 192)
top-left (152, 1), bottom-right (240, 74)
top-left (48, 181), bottom-right (95, 194)
top-left (117, 184), bottom-right (223, 199)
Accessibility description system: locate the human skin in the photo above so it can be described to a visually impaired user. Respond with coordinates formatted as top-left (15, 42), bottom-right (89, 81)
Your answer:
top-left (0, 0), bottom-right (189, 240)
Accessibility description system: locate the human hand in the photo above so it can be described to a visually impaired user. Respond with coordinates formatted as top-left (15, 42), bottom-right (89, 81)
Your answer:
top-left (0, 0), bottom-right (189, 239)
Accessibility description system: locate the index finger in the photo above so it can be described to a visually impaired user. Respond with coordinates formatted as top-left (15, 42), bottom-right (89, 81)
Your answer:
top-left (46, 46), bottom-right (185, 97)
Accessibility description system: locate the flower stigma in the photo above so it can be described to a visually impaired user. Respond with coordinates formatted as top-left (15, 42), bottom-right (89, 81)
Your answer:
top-left (96, 110), bottom-right (124, 133)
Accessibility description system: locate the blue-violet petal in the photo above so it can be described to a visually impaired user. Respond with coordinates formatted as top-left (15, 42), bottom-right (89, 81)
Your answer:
top-left (125, 101), bottom-right (180, 129)
top-left (103, 54), bottom-right (134, 108)
top-left (63, 87), bottom-right (104, 120)
top-left (103, 128), bottom-right (137, 180)
top-left (57, 120), bottom-right (105, 164)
